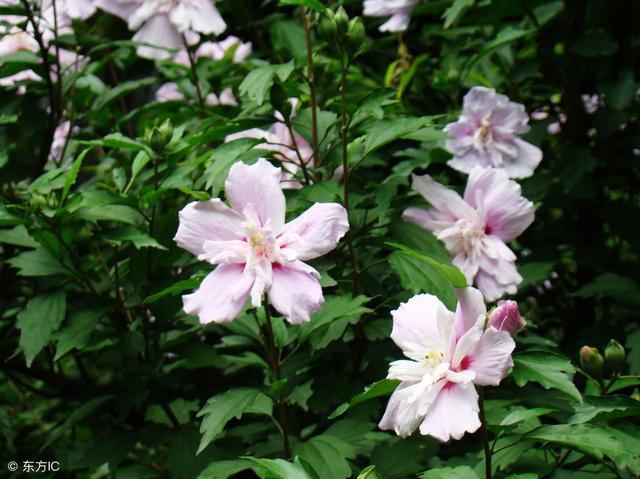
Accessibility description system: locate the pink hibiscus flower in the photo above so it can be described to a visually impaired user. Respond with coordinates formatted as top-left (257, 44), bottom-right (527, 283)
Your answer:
top-left (379, 288), bottom-right (516, 441)
top-left (174, 159), bottom-right (349, 324)
top-left (445, 86), bottom-right (542, 179)
top-left (403, 166), bottom-right (535, 301)
top-left (96, 0), bottom-right (226, 59)
top-left (363, 0), bottom-right (419, 32)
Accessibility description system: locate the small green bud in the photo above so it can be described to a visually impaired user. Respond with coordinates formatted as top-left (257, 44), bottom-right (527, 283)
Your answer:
top-left (317, 9), bottom-right (337, 43)
top-left (30, 192), bottom-right (46, 208)
top-left (145, 118), bottom-right (173, 152)
top-left (346, 17), bottom-right (365, 55)
top-left (604, 339), bottom-right (625, 373)
top-left (580, 346), bottom-right (604, 380)
top-left (334, 6), bottom-right (349, 38)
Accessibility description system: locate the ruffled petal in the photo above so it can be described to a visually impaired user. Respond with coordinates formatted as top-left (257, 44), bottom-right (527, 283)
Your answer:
top-left (390, 294), bottom-right (455, 362)
top-left (411, 174), bottom-right (476, 224)
top-left (182, 264), bottom-right (253, 324)
top-left (453, 287), bottom-right (487, 338)
top-left (419, 382), bottom-right (480, 441)
top-left (279, 203), bottom-right (349, 261)
top-left (95, 0), bottom-right (140, 21)
top-left (132, 14), bottom-right (182, 60)
top-left (267, 263), bottom-right (323, 324)
top-left (467, 327), bottom-right (515, 386)
top-left (225, 159), bottom-right (286, 230)
top-left (379, 381), bottom-right (435, 438)
top-left (169, 0), bottom-right (226, 36)
top-left (174, 199), bottom-right (244, 257)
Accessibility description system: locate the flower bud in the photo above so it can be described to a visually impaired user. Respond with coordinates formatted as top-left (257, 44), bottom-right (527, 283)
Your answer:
top-left (580, 346), bottom-right (604, 380)
top-left (346, 17), bottom-right (365, 55)
top-left (317, 9), bottom-right (337, 43)
top-left (488, 300), bottom-right (526, 335)
top-left (145, 119), bottom-right (173, 152)
top-left (604, 339), bottom-right (625, 373)
top-left (30, 192), bottom-right (46, 208)
top-left (334, 6), bottom-right (349, 38)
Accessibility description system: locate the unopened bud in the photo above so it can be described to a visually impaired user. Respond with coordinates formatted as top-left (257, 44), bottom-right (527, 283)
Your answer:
top-left (145, 118), bottom-right (173, 152)
top-left (317, 10), bottom-right (337, 43)
top-left (30, 192), bottom-right (46, 208)
top-left (488, 300), bottom-right (526, 335)
top-left (604, 339), bottom-right (625, 373)
top-left (334, 6), bottom-right (349, 38)
top-left (346, 17), bottom-right (365, 55)
top-left (580, 346), bottom-right (604, 380)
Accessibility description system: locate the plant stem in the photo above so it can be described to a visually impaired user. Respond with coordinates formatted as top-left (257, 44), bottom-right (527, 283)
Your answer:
top-left (181, 34), bottom-right (205, 110)
top-left (300, 7), bottom-right (319, 169)
top-left (339, 58), bottom-right (359, 295)
top-left (262, 298), bottom-right (291, 458)
top-left (479, 387), bottom-right (492, 479)
top-left (20, 0), bottom-right (59, 172)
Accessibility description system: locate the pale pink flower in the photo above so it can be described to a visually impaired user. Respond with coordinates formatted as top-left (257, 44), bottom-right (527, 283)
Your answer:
top-left (96, 0), bottom-right (226, 59)
top-left (379, 288), bottom-right (515, 441)
top-left (172, 36), bottom-right (252, 65)
top-left (155, 82), bottom-right (237, 106)
top-left (445, 86), bottom-right (542, 179)
top-left (174, 159), bottom-right (349, 324)
top-left (42, 0), bottom-right (96, 21)
top-left (403, 166), bottom-right (535, 301)
top-left (581, 94), bottom-right (603, 114)
top-left (49, 120), bottom-right (79, 163)
top-left (225, 100), bottom-right (314, 189)
top-left (0, 28), bottom-right (41, 89)
top-left (488, 300), bottom-right (525, 335)
top-left (363, 0), bottom-right (419, 32)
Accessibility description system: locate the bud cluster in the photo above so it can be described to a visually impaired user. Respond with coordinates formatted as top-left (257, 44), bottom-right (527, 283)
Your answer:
top-left (144, 119), bottom-right (174, 153)
top-left (317, 7), bottom-right (365, 59)
top-left (579, 339), bottom-right (626, 382)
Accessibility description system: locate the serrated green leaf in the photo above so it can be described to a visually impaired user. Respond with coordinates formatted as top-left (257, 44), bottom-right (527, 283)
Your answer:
top-left (17, 291), bottom-right (66, 366)
top-left (513, 351), bottom-right (582, 403)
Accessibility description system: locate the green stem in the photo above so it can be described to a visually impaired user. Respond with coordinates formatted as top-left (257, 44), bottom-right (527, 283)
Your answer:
top-left (479, 387), bottom-right (492, 479)
top-left (262, 299), bottom-right (291, 458)
top-left (181, 34), bottom-right (205, 110)
top-left (339, 58), bottom-right (359, 295)
top-left (300, 7), bottom-right (319, 169)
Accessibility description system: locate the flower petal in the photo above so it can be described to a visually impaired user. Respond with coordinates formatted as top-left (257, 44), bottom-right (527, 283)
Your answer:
top-left (467, 327), bottom-right (515, 386)
top-left (225, 159), bottom-right (286, 230)
top-left (132, 14), bottom-right (182, 60)
top-left (464, 166), bottom-right (535, 242)
top-left (410, 173), bottom-right (476, 224)
top-left (267, 263), bottom-right (323, 324)
top-left (174, 199), bottom-right (244, 258)
top-left (169, 0), bottom-right (226, 36)
top-left (379, 381), bottom-right (433, 438)
top-left (419, 382), bottom-right (480, 441)
top-left (279, 203), bottom-right (349, 261)
top-left (453, 287), bottom-right (487, 339)
top-left (182, 264), bottom-right (253, 324)
top-left (95, 0), bottom-right (140, 21)
top-left (391, 294), bottom-right (455, 362)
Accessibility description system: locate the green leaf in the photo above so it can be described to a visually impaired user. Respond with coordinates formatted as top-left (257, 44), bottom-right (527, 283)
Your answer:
top-left (388, 251), bottom-right (457, 310)
top-left (16, 291), bottom-right (66, 366)
top-left (525, 424), bottom-right (625, 461)
top-left (329, 379), bottom-right (400, 419)
top-left (61, 147), bottom-right (92, 205)
top-left (42, 395), bottom-right (113, 449)
top-left (420, 466), bottom-right (478, 479)
top-left (7, 247), bottom-right (70, 276)
top-left (574, 273), bottom-right (640, 308)
top-left (500, 407), bottom-right (557, 426)
top-left (569, 396), bottom-right (640, 424)
top-left (104, 227), bottom-right (167, 250)
top-left (244, 457), bottom-right (315, 479)
top-left (239, 61), bottom-right (294, 105)
top-left (295, 434), bottom-right (355, 479)
top-left (30, 168), bottom-right (67, 194)
top-left (278, 0), bottom-right (326, 11)
top-left (298, 295), bottom-right (371, 350)
top-left (442, 0), bottom-right (475, 28)
top-left (387, 242), bottom-right (467, 287)
top-left (357, 466), bottom-right (381, 479)
top-left (468, 27), bottom-right (534, 69)
top-left (197, 460), bottom-right (253, 479)
top-left (54, 306), bottom-right (107, 360)
top-left (388, 221), bottom-right (449, 261)
top-left (0, 225), bottom-right (38, 247)
top-left (93, 77), bottom-right (156, 111)
top-left (76, 205), bottom-right (144, 225)
top-left (196, 388), bottom-right (273, 454)
top-left (145, 277), bottom-right (202, 303)
top-left (362, 117), bottom-right (432, 156)
top-left (512, 351), bottom-right (582, 403)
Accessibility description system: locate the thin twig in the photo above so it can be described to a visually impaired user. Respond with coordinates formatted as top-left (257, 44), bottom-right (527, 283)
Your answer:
top-left (479, 387), bottom-right (492, 479)
top-left (300, 7), bottom-right (319, 169)
top-left (181, 34), bottom-right (205, 110)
